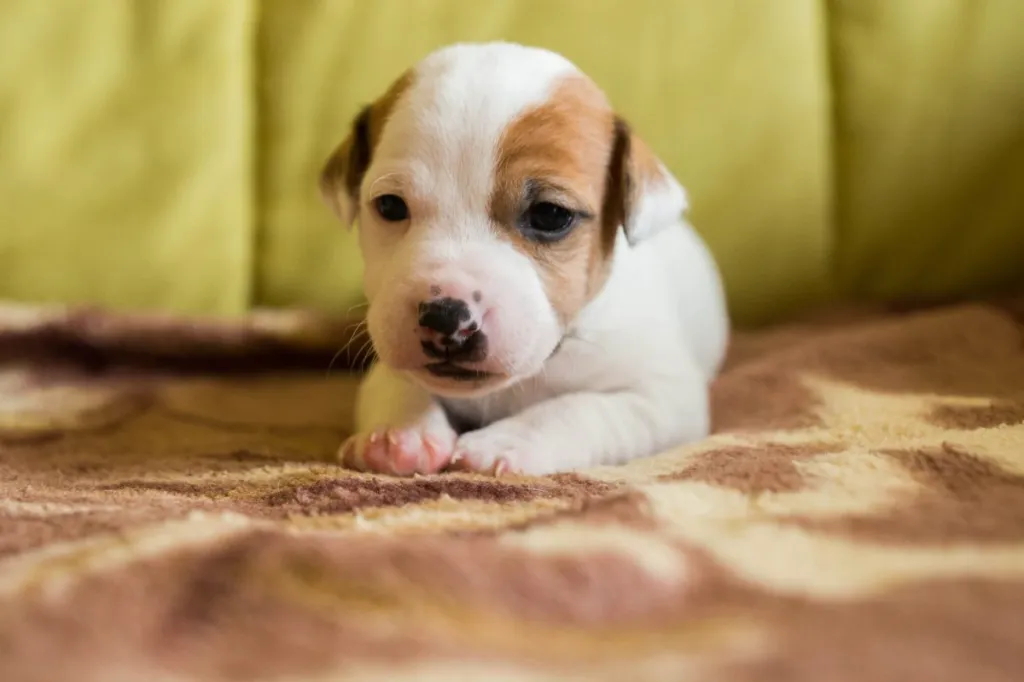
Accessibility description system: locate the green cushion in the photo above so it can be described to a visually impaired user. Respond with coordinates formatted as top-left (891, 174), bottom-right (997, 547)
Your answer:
top-left (829, 0), bottom-right (1024, 301)
top-left (0, 0), bottom-right (254, 315)
top-left (1, 1), bottom-right (1021, 325)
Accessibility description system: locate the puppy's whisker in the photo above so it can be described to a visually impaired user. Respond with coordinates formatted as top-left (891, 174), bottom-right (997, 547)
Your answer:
top-left (354, 337), bottom-right (378, 367)
top-left (353, 338), bottom-right (370, 365)
top-left (338, 318), bottom-right (368, 344)
top-left (326, 319), bottom-right (370, 376)
top-left (343, 301), bottom-right (370, 316)
top-left (326, 348), bottom-right (348, 377)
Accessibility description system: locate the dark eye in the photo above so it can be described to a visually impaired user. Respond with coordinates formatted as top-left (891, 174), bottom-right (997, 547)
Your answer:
top-left (374, 194), bottom-right (409, 222)
top-left (523, 202), bottom-right (576, 240)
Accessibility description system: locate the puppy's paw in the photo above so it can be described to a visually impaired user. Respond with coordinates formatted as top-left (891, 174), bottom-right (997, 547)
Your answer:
top-left (339, 424), bottom-right (457, 476)
top-left (450, 429), bottom-right (546, 477)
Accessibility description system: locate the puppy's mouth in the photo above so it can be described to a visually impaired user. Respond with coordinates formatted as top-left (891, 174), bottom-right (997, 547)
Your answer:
top-left (423, 361), bottom-right (496, 382)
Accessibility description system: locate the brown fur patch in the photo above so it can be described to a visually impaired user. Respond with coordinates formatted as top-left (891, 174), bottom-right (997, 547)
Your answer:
top-left (490, 75), bottom-right (620, 324)
top-left (626, 131), bottom-right (667, 193)
top-left (360, 70), bottom-right (414, 154)
top-left (616, 119), bottom-right (668, 231)
top-left (320, 71), bottom-right (414, 217)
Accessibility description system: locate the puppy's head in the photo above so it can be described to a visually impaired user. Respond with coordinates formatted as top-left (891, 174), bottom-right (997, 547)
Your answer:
top-left (321, 43), bottom-right (687, 398)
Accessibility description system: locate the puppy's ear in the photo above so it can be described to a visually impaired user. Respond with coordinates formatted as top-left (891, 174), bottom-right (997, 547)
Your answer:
top-left (605, 117), bottom-right (688, 245)
top-left (319, 106), bottom-right (373, 228)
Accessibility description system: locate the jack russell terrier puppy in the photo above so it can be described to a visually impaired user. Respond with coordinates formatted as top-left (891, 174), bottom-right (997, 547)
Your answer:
top-left (320, 42), bottom-right (729, 477)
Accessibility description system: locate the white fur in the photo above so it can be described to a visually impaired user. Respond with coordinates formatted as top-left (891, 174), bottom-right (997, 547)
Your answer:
top-left (446, 225), bottom-right (727, 474)
top-left (625, 162), bottom-right (690, 244)
top-left (357, 43), bottom-right (579, 391)
top-left (332, 42), bottom-right (729, 476)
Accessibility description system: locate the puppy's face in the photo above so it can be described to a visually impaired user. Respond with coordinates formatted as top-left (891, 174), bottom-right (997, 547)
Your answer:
top-left (321, 43), bottom-right (686, 398)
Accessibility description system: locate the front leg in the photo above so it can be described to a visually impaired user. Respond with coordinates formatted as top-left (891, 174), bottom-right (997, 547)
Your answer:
top-left (339, 363), bottom-right (456, 476)
top-left (453, 375), bottom-right (710, 476)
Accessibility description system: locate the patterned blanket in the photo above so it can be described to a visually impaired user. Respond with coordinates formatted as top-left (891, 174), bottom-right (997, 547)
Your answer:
top-left (1, 299), bottom-right (1023, 681)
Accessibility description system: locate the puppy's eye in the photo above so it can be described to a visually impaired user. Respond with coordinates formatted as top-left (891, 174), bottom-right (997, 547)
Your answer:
top-left (523, 202), bottom-right (576, 240)
top-left (374, 194), bottom-right (409, 222)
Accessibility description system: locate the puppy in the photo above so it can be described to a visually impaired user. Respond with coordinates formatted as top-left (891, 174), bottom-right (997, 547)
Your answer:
top-left (320, 42), bottom-right (729, 476)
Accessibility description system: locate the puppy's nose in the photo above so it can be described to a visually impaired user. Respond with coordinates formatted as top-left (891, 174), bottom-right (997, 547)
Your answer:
top-left (417, 297), bottom-right (487, 362)
top-left (418, 297), bottom-right (471, 337)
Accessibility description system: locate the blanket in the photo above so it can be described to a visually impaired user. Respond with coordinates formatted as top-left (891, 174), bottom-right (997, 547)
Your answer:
top-left (1, 299), bottom-right (1023, 681)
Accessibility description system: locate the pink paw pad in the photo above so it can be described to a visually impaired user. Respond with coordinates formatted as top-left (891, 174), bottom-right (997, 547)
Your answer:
top-left (340, 428), bottom-right (454, 476)
top-left (449, 452), bottom-right (515, 477)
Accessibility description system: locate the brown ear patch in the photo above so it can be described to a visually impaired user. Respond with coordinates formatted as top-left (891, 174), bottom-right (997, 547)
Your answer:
top-left (625, 123), bottom-right (668, 199)
top-left (609, 116), bottom-right (673, 242)
top-left (490, 75), bottom-right (619, 326)
top-left (319, 106), bottom-right (372, 205)
top-left (602, 118), bottom-right (632, 237)
top-left (320, 70), bottom-right (414, 219)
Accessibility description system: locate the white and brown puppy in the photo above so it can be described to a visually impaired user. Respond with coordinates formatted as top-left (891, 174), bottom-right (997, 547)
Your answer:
top-left (320, 42), bottom-right (729, 477)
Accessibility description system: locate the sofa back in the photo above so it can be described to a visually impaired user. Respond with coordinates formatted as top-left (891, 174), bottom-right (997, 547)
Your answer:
top-left (1, 0), bottom-right (1021, 325)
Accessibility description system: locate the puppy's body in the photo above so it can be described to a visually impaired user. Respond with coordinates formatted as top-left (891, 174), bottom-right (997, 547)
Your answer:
top-left (321, 43), bottom-right (729, 476)
top-left (440, 224), bottom-right (727, 474)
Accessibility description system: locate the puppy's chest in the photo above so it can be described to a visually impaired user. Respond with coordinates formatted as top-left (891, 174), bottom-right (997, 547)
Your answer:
top-left (437, 380), bottom-right (560, 433)
top-left (437, 345), bottom-right (597, 432)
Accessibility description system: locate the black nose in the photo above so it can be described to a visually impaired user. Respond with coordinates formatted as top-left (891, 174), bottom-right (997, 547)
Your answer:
top-left (418, 297), bottom-right (487, 362)
top-left (418, 297), bottom-right (471, 336)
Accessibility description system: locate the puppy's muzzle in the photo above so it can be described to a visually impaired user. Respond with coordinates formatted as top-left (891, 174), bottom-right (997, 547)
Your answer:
top-left (418, 297), bottom-right (487, 363)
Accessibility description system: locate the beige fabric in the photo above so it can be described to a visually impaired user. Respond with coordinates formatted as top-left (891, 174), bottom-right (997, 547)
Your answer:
top-left (1, 300), bottom-right (1023, 681)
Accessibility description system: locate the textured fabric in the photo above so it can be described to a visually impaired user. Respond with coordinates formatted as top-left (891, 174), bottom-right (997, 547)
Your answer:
top-left (2, 299), bottom-right (1024, 680)
top-left (0, 0), bottom-right (255, 315)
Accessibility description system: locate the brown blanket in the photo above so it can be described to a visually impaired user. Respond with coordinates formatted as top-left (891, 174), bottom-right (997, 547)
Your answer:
top-left (1, 300), bottom-right (1023, 681)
